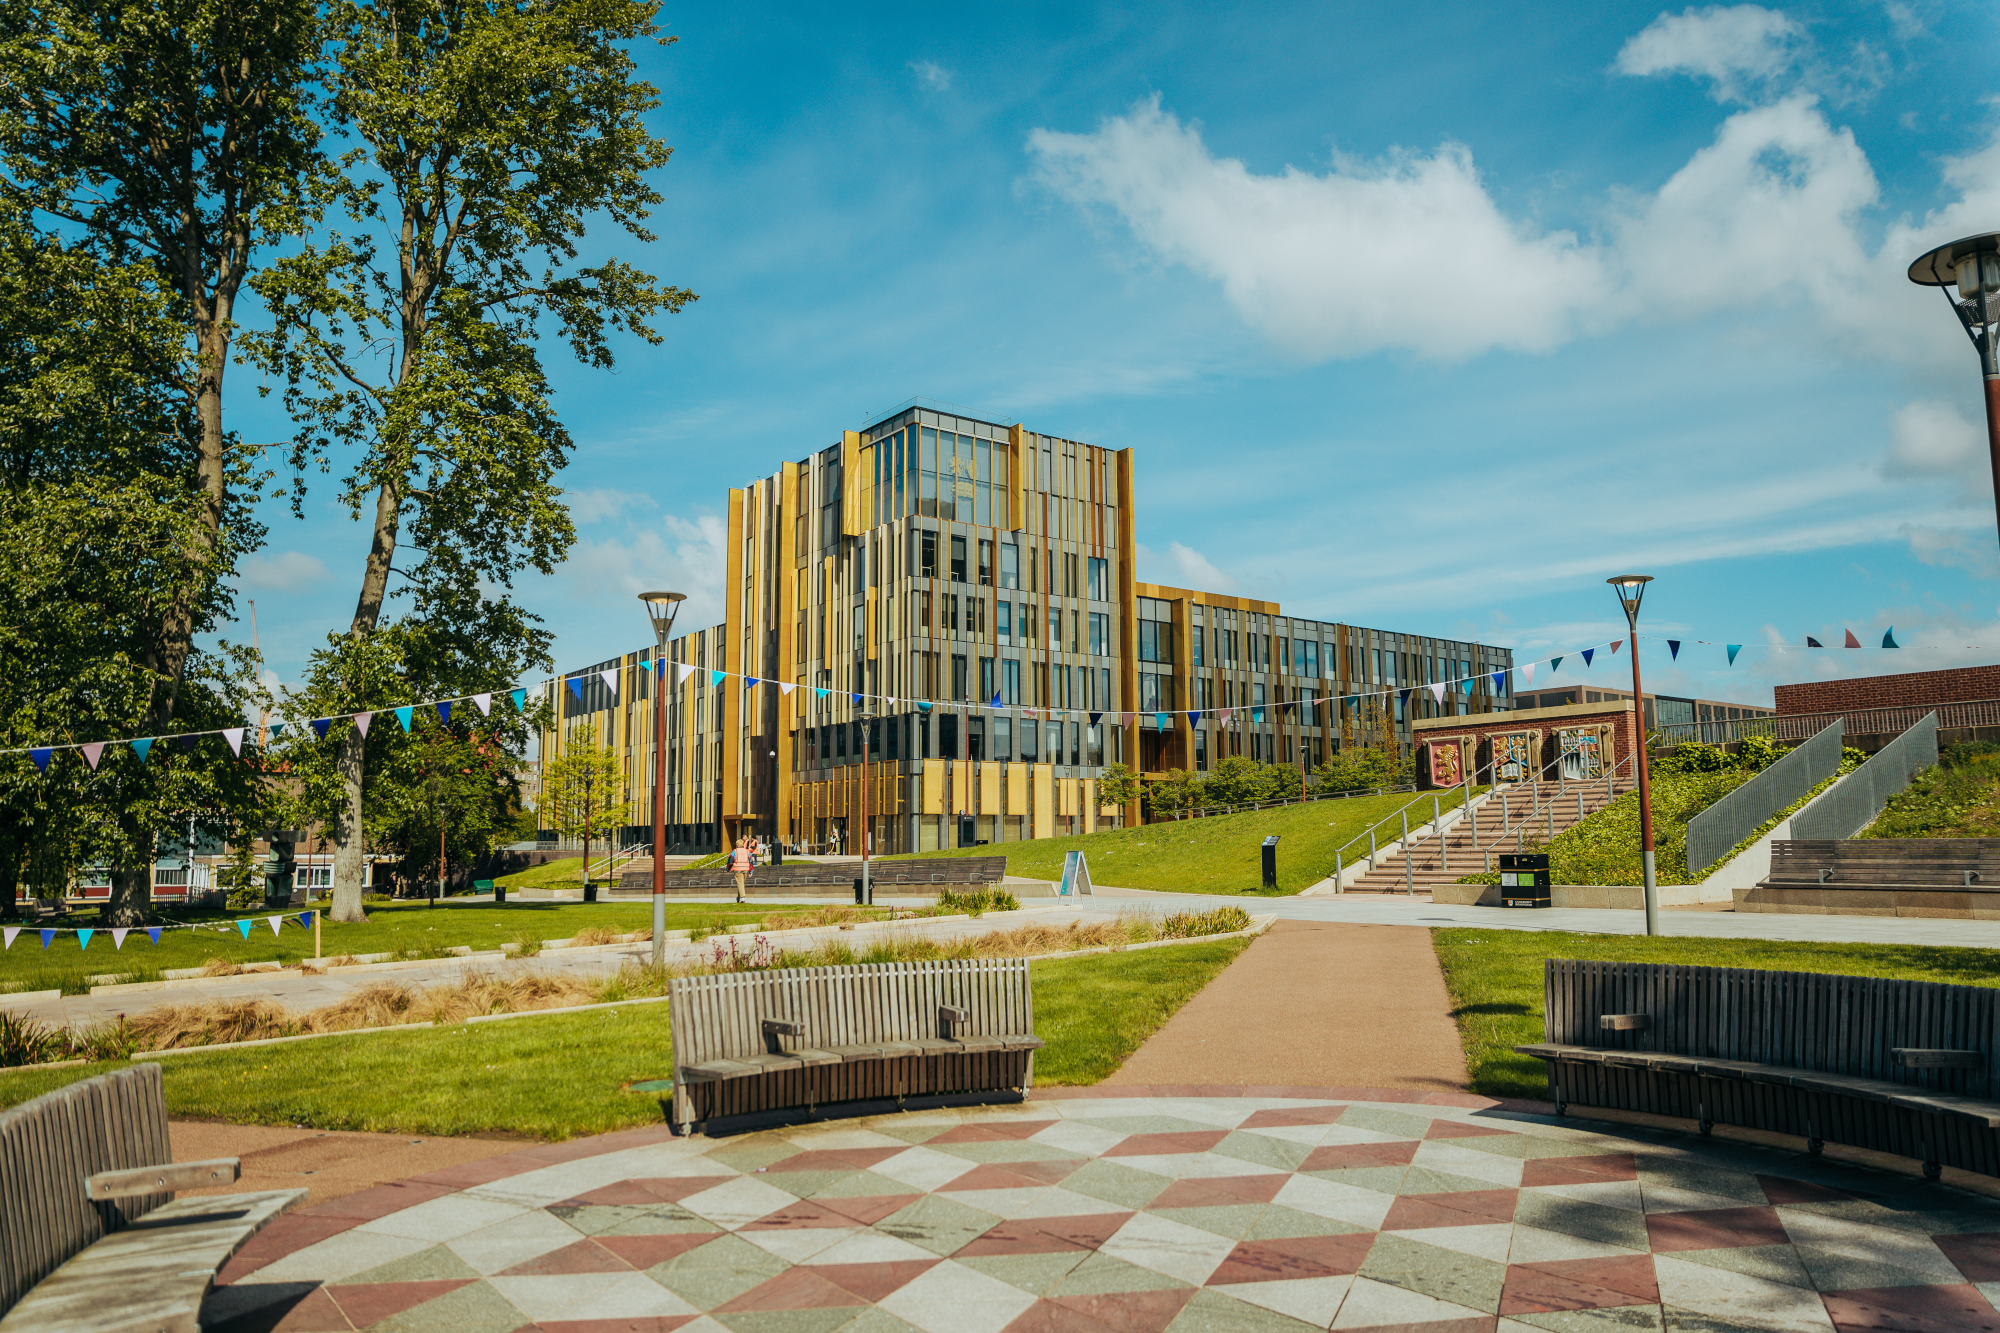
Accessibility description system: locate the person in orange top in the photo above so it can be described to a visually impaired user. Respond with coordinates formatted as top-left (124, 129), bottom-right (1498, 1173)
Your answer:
top-left (728, 838), bottom-right (754, 903)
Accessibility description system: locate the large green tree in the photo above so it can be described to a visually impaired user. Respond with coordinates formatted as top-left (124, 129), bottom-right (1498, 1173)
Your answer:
top-left (0, 0), bottom-right (325, 921)
top-left (252, 0), bottom-right (693, 922)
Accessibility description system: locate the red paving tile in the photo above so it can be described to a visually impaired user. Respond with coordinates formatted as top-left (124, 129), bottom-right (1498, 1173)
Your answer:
top-left (1020, 1213), bottom-right (1135, 1251)
top-left (405, 1155), bottom-right (545, 1190)
top-left (1208, 1233), bottom-right (1376, 1283)
top-left (931, 1120), bottom-right (1061, 1143)
top-left (1757, 1174), bottom-right (1870, 1206)
top-left (1499, 1255), bottom-right (1660, 1315)
top-left (1102, 1131), bottom-right (1230, 1157)
top-left (1002, 1300), bottom-right (1123, 1333)
top-left (1149, 1174), bottom-right (1288, 1210)
top-left (1935, 1232), bottom-right (2000, 1283)
top-left (1382, 1189), bottom-right (1521, 1230)
top-left (593, 1233), bottom-right (727, 1269)
top-left (762, 1148), bottom-right (909, 1173)
top-left (1046, 1288), bottom-right (1198, 1333)
top-left (496, 1239), bottom-right (633, 1276)
top-left (1299, 1140), bottom-right (1420, 1172)
top-left (1519, 1154), bottom-right (1639, 1188)
top-left (538, 1320), bottom-right (700, 1333)
top-left (809, 1193), bottom-right (922, 1226)
top-left (959, 1220), bottom-right (1100, 1257)
top-left (809, 1259), bottom-right (940, 1302)
top-left (1237, 1105), bottom-right (1349, 1129)
top-left (301, 1181), bottom-right (455, 1223)
top-left (1425, 1120), bottom-right (1514, 1140)
top-left (1821, 1282), bottom-right (2000, 1333)
top-left (742, 1200), bottom-right (866, 1230)
top-left (943, 1161), bottom-right (1081, 1192)
top-left (713, 1266), bottom-right (871, 1312)
top-left (1645, 1205), bottom-right (1790, 1253)
top-left (326, 1279), bottom-right (475, 1326)
top-left (204, 1285), bottom-right (351, 1333)
top-left (558, 1177), bottom-right (736, 1207)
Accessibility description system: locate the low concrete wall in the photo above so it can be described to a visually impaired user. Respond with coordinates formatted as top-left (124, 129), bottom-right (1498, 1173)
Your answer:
top-left (1730, 887), bottom-right (2000, 919)
top-left (1431, 882), bottom-right (1713, 909)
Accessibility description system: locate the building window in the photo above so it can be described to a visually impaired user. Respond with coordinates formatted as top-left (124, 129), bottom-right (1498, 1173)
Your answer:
top-left (978, 539), bottom-right (993, 585)
top-left (952, 654), bottom-right (968, 700)
top-left (1195, 729), bottom-right (1208, 771)
top-left (979, 656), bottom-right (995, 702)
top-left (993, 716), bottom-right (1013, 760)
top-left (1000, 543), bottom-right (1019, 588)
top-left (1086, 725), bottom-right (1103, 767)
top-left (968, 718), bottom-right (985, 760)
top-left (1019, 602), bottom-right (1034, 645)
top-left (1299, 640), bottom-right (1319, 677)
top-left (1019, 717), bottom-right (1039, 761)
top-left (1003, 658), bottom-right (1021, 704)
top-left (1087, 556), bottom-right (1108, 601)
top-left (1089, 612), bottom-right (1110, 656)
top-left (996, 601), bottom-right (1012, 644)
top-left (1137, 597), bottom-right (1172, 664)
top-left (950, 535), bottom-right (967, 582)
top-left (918, 529), bottom-right (937, 578)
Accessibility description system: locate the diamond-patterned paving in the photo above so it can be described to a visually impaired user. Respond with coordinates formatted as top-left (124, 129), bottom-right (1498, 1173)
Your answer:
top-left (205, 1094), bottom-right (2000, 1333)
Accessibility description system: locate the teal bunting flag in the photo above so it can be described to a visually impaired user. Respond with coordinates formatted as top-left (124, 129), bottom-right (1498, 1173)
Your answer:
top-left (436, 701), bottom-right (452, 724)
top-left (510, 688), bottom-right (526, 711)
top-left (395, 706), bottom-right (414, 733)
top-left (236, 920), bottom-right (253, 939)
top-left (1883, 629), bottom-right (1899, 648)
top-left (1667, 640), bottom-right (1681, 659)
top-left (1156, 712), bottom-right (1169, 729)
top-left (77, 928), bottom-right (92, 951)
top-left (916, 701), bottom-right (932, 712)
top-left (1549, 657), bottom-right (1562, 673)
top-left (1580, 649), bottom-right (1595, 668)
top-left (131, 738), bottom-right (153, 761)
top-left (815, 688), bottom-right (828, 699)
top-left (146, 927), bottom-right (162, 945)
top-left (40, 929), bottom-right (54, 949)
top-left (1806, 636), bottom-right (1823, 647)
top-left (710, 671), bottom-right (725, 687)
top-left (1462, 679), bottom-right (1475, 695)
top-left (269, 723), bottom-right (284, 739)
top-left (28, 748), bottom-right (50, 774)
top-left (1251, 708), bottom-right (1265, 724)
top-left (1727, 644), bottom-right (1742, 665)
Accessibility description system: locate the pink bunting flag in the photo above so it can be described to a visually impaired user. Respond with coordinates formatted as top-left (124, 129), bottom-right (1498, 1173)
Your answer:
top-left (80, 742), bottom-right (105, 770)
top-left (1522, 663), bottom-right (1535, 686)
top-left (355, 712), bottom-right (373, 737)
top-left (473, 693), bottom-right (492, 715)
top-left (222, 727), bottom-right (244, 756)
top-left (1120, 712), bottom-right (1136, 727)
top-left (1609, 639), bottom-right (1622, 653)
top-left (1844, 630), bottom-right (1861, 648)
top-left (1218, 709), bottom-right (1233, 726)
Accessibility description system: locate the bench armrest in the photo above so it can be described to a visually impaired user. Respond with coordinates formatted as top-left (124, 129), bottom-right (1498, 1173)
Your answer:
top-left (1892, 1048), bottom-right (1984, 1069)
top-left (1600, 1014), bottom-right (1650, 1032)
top-left (87, 1157), bottom-right (241, 1201)
top-left (762, 1018), bottom-right (805, 1037)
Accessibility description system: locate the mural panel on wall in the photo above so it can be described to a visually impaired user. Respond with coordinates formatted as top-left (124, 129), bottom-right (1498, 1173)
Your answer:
top-left (1556, 726), bottom-right (1604, 781)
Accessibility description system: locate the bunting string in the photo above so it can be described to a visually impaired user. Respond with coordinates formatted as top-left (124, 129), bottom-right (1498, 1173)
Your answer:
top-left (1, 912), bottom-right (318, 952)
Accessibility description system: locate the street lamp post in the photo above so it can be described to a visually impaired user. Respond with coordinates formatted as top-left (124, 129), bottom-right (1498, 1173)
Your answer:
top-left (857, 711), bottom-right (877, 905)
top-left (1607, 576), bottom-right (1658, 937)
top-left (1908, 233), bottom-right (2000, 547)
top-left (639, 591), bottom-right (687, 968)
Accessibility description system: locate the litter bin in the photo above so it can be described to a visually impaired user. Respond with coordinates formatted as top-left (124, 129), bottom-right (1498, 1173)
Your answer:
top-left (1498, 853), bottom-right (1551, 908)
top-left (476, 878), bottom-right (503, 904)
top-left (1261, 835), bottom-right (1280, 890)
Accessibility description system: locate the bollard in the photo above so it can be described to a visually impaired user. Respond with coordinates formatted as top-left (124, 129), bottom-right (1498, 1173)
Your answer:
top-left (1335, 848), bottom-right (1343, 893)
top-left (1369, 829), bottom-right (1376, 871)
top-left (1261, 835), bottom-right (1280, 890)
top-left (1402, 811), bottom-right (1413, 895)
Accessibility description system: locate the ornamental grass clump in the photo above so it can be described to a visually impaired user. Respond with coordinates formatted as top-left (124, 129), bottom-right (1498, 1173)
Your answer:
top-left (936, 887), bottom-right (1019, 916)
top-left (1159, 905), bottom-right (1252, 938)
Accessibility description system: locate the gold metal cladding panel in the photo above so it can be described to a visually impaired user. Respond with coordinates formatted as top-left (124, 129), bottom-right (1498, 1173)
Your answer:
top-left (1007, 763), bottom-right (1027, 814)
top-left (979, 762), bottom-right (1001, 816)
top-left (1032, 767), bottom-right (1054, 839)
top-left (922, 763), bottom-right (945, 815)
top-left (841, 431), bottom-right (863, 537)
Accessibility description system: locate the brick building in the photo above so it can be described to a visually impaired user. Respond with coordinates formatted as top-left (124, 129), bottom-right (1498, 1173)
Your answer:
top-left (1410, 700), bottom-right (1640, 788)
top-left (1774, 665), bottom-right (2000, 715)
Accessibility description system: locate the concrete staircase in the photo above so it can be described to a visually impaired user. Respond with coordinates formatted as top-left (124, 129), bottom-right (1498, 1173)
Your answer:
top-left (1341, 777), bottom-right (1637, 896)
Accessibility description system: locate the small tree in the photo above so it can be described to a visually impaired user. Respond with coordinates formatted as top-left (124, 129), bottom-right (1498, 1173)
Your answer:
top-left (1145, 768), bottom-right (1203, 817)
top-left (541, 724), bottom-right (628, 891)
top-left (1316, 747), bottom-right (1406, 793)
top-left (1097, 761), bottom-right (1142, 810)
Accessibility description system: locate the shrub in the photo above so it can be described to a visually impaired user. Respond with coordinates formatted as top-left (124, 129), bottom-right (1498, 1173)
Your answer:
top-left (1735, 734), bottom-right (1788, 771)
top-left (1160, 905), bottom-right (1252, 938)
top-left (1654, 742), bottom-right (1733, 774)
top-left (1943, 741), bottom-right (2000, 771)
top-left (1315, 747), bottom-right (1409, 793)
top-left (937, 886), bottom-right (1019, 916)
top-left (0, 1012), bottom-right (62, 1067)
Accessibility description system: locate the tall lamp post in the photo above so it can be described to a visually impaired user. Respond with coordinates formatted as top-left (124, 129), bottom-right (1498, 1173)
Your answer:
top-left (1607, 575), bottom-right (1658, 937)
top-left (639, 591), bottom-right (687, 967)
top-left (1908, 234), bottom-right (2000, 547)
top-left (857, 710), bottom-right (877, 905)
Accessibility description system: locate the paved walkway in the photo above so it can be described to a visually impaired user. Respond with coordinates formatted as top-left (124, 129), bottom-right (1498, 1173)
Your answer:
top-left (202, 1089), bottom-right (2000, 1333)
top-left (1106, 922), bottom-right (1468, 1095)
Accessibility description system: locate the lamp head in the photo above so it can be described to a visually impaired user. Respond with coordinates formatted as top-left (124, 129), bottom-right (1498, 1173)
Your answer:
top-left (1606, 574), bottom-right (1652, 621)
top-left (1908, 232), bottom-right (2000, 297)
top-left (638, 590), bottom-right (686, 641)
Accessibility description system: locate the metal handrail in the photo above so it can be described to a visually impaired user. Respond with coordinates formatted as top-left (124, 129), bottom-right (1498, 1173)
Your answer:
top-left (1159, 781), bottom-right (1415, 822)
top-left (587, 842), bottom-right (651, 879)
top-left (1465, 750), bottom-right (1639, 868)
top-left (1330, 768), bottom-right (1497, 893)
top-left (1652, 697), bottom-right (2000, 748)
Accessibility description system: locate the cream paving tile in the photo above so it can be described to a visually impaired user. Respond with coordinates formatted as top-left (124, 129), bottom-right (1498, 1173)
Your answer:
top-left (1273, 1174), bottom-right (1397, 1231)
top-left (1235, 1124), bottom-right (1339, 1148)
top-left (737, 1225), bottom-right (861, 1263)
top-left (1412, 1142), bottom-right (1527, 1187)
top-left (1111, 1153), bottom-right (1291, 1181)
top-left (1098, 1210), bottom-right (1239, 1286)
top-left (1330, 1275), bottom-right (1494, 1329)
top-left (1652, 1255), bottom-right (1836, 1333)
top-left (875, 1256), bottom-right (1040, 1333)
top-left (1030, 1120), bottom-right (1134, 1156)
top-left (1641, 1185), bottom-right (1774, 1215)
top-left (875, 1145), bottom-right (994, 1191)
top-left (447, 1207), bottom-right (594, 1275)
top-left (548, 1272), bottom-right (701, 1320)
top-left (801, 1229), bottom-right (941, 1266)
top-left (248, 1229), bottom-right (435, 1284)
top-left (678, 1175), bottom-right (805, 1229)
top-left (777, 1127), bottom-right (914, 1151)
top-left (1210, 1272), bottom-right (1354, 1327)
top-left (1141, 1099), bottom-right (1257, 1129)
top-left (487, 1272), bottom-right (653, 1321)
top-left (1507, 1222), bottom-right (1648, 1264)
top-left (1310, 1124), bottom-right (1424, 1148)
top-left (1778, 1209), bottom-right (1963, 1282)
top-left (1523, 1179), bottom-right (1647, 1213)
top-left (1385, 1223), bottom-right (1514, 1264)
top-left (355, 1191), bottom-right (533, 1242)
top-left (936, 1187), bottom-right (1056, 1219)
top-left (1007, 1186), bottom-right (1136, 1220)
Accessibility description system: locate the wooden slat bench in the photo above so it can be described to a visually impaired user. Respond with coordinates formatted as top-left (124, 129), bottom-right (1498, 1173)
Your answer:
top-left (616, 856), bottom-right (1009, 898)
top-left (1740, 838), bottom-right (2000, 916)
top-left (1515, 958), bottom-right (2000, 1180)
top-left (666, 956), bottom-right (1042, 1133)
top-left (0, 1063), bottom-right (304, 1331)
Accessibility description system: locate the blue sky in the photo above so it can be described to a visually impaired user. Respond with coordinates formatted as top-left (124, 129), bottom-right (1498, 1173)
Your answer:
top-left (236, 1), bottom-right (2000, 713)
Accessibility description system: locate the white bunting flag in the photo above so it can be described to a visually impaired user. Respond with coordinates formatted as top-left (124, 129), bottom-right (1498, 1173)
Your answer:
top-left (223, 727), bottom-right (244, 755)
top-left (885, 696), bottom-right (896, 706)
top-left (81, 742), bottom-right (105, 770)
top-left (111, 928), bottom-right (128, 951)
top-left (676, 662), bottom-right (697, 686)
top-left (778, 682), bottom-right (795, 696)
top-left (1522, 663), bottom-right (1535, 686)
top-left (1430, 682), bottom-right (1447, 704)
top-left (473, 692), bottom-right (492, 715)
top-left (356, 712), bottom-right (373, 737)
top-left (3, 927), bottom-right (16, 950)
top-left (267, 915), bottom-right (284, 936)
top-left (599, 669), bottom-right (619, 695)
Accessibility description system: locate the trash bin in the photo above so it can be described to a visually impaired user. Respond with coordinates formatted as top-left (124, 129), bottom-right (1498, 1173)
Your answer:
top-left (1261, 835), bottom-right (1280, 890)
top-left (1498, 853), bottom-right (1550, 908)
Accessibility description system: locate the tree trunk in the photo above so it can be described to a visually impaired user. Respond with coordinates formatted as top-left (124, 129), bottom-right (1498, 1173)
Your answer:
top-left (104, 814), bottom-right (158, 928)
top-left (329, 725), bottom-right (369, 921)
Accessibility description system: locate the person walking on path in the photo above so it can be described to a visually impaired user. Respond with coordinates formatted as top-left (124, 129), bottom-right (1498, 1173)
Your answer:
top-left (728, 838), bottom-right (754, 903)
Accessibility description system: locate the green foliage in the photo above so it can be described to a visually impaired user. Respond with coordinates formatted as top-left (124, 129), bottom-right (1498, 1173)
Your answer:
top-left (1315, 746), bottom-right (1411, 793)
top-left (1734, 733), bottom-right (1786, 771)
top-left (1862, 753), bottom-right (2000, 839)
top-left (1159, 905), bottom-right (1252, 937)
top-left (541, 724), bottom-right (628, 858)
top-left (1146, 757), bottom-right (1309, 816)
top-left (1652, 742), bottom-right (1735, 774)
top-left (1030, 940), bottom-right (1252, 1085)
top-left (1943, 741), bottom-right (2000, 770)
top-left (1095, 762), bottom-right (1142, 808)
top-left (935, 886), bottom-right (1020, 916)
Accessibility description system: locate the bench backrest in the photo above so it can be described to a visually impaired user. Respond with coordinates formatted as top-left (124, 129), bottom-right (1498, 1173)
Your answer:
top-left (0, 1063), bottom-right (172, 1314)
top-left (1544, 959), bottom-right (1998, 1097)
top-left (668, 957), bottom-right (1033, 1066)
top-left (629, 857), bottom-right (1008, 894)
top-left (866, 857), bottom-right (1007, 886)
top-left (1767, 838), bottom-right (2000, 887)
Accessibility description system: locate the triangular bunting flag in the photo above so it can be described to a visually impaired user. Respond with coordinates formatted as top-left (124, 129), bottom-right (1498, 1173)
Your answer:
top-left (599, 669), bottom-right (618, 695)
top-left (1430, 682), bottom-right (1447, 703)
top-left (268, 723), bottom-right (284, 739)
top-left (916, 700), bottom-right (933, 712)
top-left (815, 688), bottom-right (829, 699)
top-left (297, 913), bottom-right (312, 929)
top-left (1, 927), bottom-right (14, 950)
top-left (1581, 649), bottom-right (1595, 668)
top-left (268, 915), bottom-right (283, 936)
top-left (112, 928), bottom-right (128, 950)
top-left (131, 738), bottom-right (153, 761)
top-left (177, 734), bottom-right (197, 750)
top-left (885, 695), bottom-right (897, 706)
top-left (1844, 630), bottom-right (1861, 648)
top-left (1491, 671), bottom-right (1506, 693)
top-left (1521, 663), bottom-right (1535, 685)
top-left (145, 927), bottom-right (161, 945)
top-left (510, 688), bottom-right (526, 710)
top-left (436, 700), bottom-right (452, 725)
top-left (1610, 640), bottom-right (1623, 654)
top-left (851, 693), bottom-right (863, 705)
top-left (710, 671), bottom-right (725, 687)
top-left (745, 676), bottom-right (760, 689)
top-left (1727, 644), bottom-right (1742, 665)
top-left (566, 676), bottom-right (583, 700)
top-left (28, 748), bottom-right (51, 774)
top-left (991, 690), bottom-right (1003, 709)
top-left (1667, 641), bottom-right (1681, 660)
top-left (1154, 712), bottom-right (1168, 729)
top-left (1883, 629), bottom-right (1899, 648)
top-left (779, 682), bottom-right (795, 696)
top-left (76, 928), bottom-right (92, 951)
top-left (236, 919), bottom-right (253, 939)
top-left (1188, 710), bottom-right (1202, 724)
top-left (311, 718), bottom-right (331, 739)
top-left (1806, 636), bottom-right (1823, 647)
top-left (81, 742), bottom-right (105, 770)
top-left (395, 706), bottom-right (414, 733)
top-left (40, 929), bottom-right (54, 950)
top-left (676, 664), bottom-right (696, 686)
top-left (1089, 711), bottom-right (1104, 725)
top-left (1218, 709), bottom-right (1233, 726)
top-left (1401, 689), bottom-right (1413, 705)
top-left (355, 712), bottom-right (373, 737)
top-left (223, 727), bottom-right (244, 755)
top-left (1122, 711), bottom-right (1137, 726)
top-left (473, 693), bottom-right (492, 715)
top-left (1549, 657), bottom-right (1562, 674)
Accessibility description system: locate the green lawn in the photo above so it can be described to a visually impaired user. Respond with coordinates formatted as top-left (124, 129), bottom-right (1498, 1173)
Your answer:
top-left (0, 939), bottom-right (1252, 1136)
top-left (0, 902), bottom-right (839, 996)
top-left (1433, 928), bottom-right (2000, 1102)
top-left (885, 788), bottom-right (1475, 894)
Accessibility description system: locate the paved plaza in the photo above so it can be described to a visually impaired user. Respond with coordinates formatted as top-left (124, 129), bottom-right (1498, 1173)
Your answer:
top-left (204, 1088), bottom-right (2000, 1333)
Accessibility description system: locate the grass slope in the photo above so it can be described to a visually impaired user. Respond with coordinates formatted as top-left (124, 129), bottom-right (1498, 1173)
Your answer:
top-left (1862, 751), bottom-right (2000, 838)
top-left (0, 940), bottom-right (1251, 1134)
top-left (887, 789), bottom-right (1472, 894)
top-left (1433, 928), bottom-right (2000, 1102)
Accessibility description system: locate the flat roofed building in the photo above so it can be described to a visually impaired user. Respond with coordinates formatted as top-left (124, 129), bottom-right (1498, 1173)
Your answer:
top-left (1514, 685), bottom-right (1774, 734)
top-left (541, 403), bottom-right (1514, 854)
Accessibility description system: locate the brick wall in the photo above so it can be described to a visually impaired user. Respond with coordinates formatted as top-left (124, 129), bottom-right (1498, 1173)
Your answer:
top-left (1773, 664), bottom-right (2000, 715)
top-left (1411, 702), bottom-right (1637, 786)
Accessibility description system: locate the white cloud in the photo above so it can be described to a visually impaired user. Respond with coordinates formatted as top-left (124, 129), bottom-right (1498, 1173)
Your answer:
top-left (559, 512), bottom-right (730, 641)
top-left (240, 550), bottom-right (329, 592)
top-left (1903, 525), bottom-right (2000, 577)
top-left (565, 486), bottom-right (655, 525)
top-left (1027, 98), bottom-right (1602, 361)
top-left (1615, 5), bottom-right (1805, 102)
top-left (1883, 400), bottom-right (1988, 496)
top-left (1136, 540), bottom-right (1239, 593)
top-left (911, 60), bottom-right (952, 92)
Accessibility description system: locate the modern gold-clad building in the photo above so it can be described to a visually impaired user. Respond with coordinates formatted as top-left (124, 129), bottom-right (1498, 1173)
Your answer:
top-left (540, 402), bottom-right (1514, 854)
